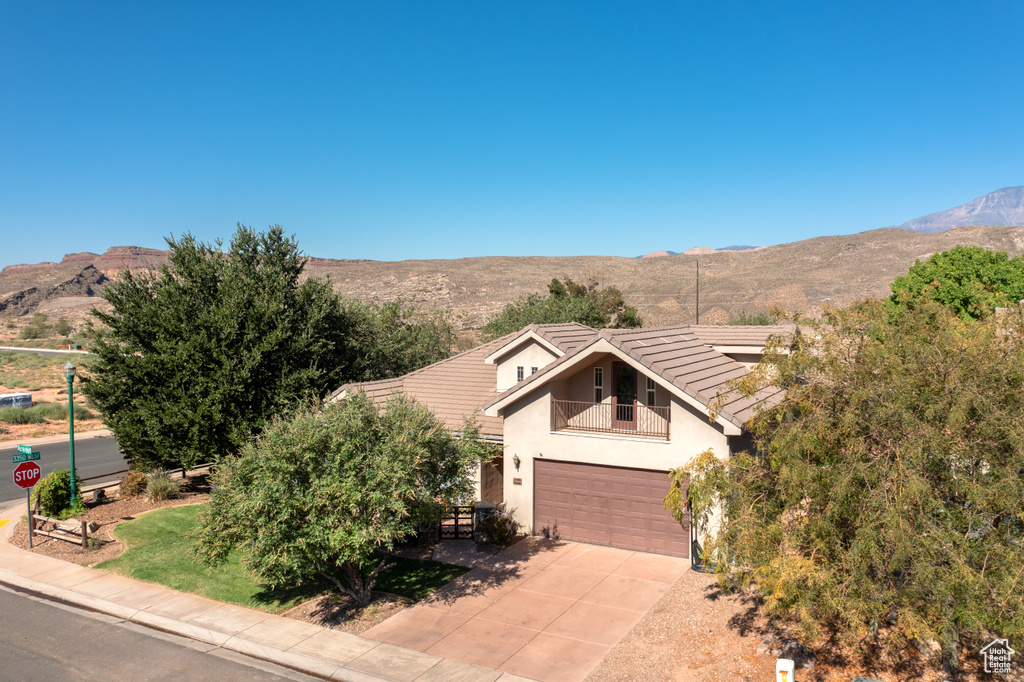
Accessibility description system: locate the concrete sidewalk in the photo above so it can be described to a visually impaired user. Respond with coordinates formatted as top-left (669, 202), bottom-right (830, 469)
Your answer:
top-left (0, 506), bottom-right (535, 682)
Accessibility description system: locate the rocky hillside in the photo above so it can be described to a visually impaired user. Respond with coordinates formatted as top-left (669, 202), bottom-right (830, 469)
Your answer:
top-left (897, 186), bottom-right (1024, 233)
top-left (4, 225), bottom-right (1024, 331)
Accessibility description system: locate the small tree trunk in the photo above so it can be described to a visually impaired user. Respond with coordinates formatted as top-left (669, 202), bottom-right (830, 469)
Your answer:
top-left (316, 557), bottom-right (397, 607)
top-left (341, 562), bottom-right (372, 606)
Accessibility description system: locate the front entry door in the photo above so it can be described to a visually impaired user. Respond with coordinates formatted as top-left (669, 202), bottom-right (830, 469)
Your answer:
top-left (612, 362), bottom-right (637, 430)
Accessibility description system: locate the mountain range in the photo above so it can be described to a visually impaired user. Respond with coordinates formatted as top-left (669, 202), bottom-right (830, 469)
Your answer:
top-left (895, 186), bottom-right (1024, 233)
top-left (653, 186), bottom-right (1024, 255)
top-left (3, 188), bottom-right (1024, 333)
top-left (4, 224), bottom-right (1024, 334)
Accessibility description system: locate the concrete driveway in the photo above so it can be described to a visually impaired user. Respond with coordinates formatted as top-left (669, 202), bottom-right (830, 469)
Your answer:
top-left (363, 538), bottom-right (689, 682)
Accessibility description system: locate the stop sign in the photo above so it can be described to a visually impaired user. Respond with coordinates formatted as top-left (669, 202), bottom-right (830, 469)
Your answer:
top-left (13, 461), bottom-right (41, 489)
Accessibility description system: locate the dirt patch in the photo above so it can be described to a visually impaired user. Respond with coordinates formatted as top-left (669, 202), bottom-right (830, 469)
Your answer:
top-left (283, 591), bottom-right (412, 635)
top-left (586, 568), bottom-right (1003, 682)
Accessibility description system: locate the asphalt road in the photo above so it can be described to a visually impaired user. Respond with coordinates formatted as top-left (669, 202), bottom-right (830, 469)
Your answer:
top-left (0, 586), bottom-right (318, 681)
top-left (0, 437), bottom-right (127, 507)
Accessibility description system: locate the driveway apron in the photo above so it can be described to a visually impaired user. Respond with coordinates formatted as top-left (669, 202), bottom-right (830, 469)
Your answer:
top-left (363, 538), bottom-right (689, 682)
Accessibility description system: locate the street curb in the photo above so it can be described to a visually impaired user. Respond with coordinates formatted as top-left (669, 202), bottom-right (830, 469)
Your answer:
top-left (0, 570), bottom-right (391, 682)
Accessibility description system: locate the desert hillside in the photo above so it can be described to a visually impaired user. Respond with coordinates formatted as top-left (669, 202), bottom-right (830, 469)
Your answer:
top-left (3, 225), bottom-right (1024, 333)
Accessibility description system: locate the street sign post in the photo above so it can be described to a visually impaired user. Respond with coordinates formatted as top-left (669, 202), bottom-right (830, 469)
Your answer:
top-left (13, 460), bottom-right (41, 549)
top-left (12, 451), bottom-right (41, 463)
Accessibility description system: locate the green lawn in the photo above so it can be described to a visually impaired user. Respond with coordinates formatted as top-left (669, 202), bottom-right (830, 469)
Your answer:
top-left (96, 504), bottom-right (468, 613)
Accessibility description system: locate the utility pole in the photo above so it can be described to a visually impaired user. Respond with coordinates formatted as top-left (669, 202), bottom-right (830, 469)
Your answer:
top-left (695, 259), bottom-right (700, 325)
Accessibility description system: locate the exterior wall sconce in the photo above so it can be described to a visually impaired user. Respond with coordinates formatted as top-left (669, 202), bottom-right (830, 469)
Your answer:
top-left (513, 454), bottom-right (521, 471)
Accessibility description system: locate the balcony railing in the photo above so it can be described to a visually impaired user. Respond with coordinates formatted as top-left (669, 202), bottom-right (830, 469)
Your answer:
top-left (551, 399), bottom-right (670, 440)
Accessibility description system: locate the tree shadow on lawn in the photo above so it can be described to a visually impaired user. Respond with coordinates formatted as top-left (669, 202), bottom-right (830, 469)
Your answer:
top-left (416, 536), bottom-right (573, 606)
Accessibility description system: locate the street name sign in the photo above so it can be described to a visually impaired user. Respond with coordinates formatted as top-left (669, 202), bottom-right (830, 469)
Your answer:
top-left (17, 444), bottom-right (33, 455)
top-left (13, 461), bottom-right (42, 489)
top-left (12, 451), bottom-right (41, 463)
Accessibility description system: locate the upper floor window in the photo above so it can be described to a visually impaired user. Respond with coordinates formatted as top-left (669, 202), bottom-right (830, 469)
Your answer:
top-left (517, 366), bottom-right (524, 382)
top-left (531, 366), bottom-right (538, 375)
top-left (646, 376), bottom-right (656, 405)
top-left (594, 367), bottom-right (603, 402)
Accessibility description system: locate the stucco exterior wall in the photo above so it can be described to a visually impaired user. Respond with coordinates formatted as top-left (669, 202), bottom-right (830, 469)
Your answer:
top-left (501, 383), bottom-right (731, 533)
top-left (494, 340), bottom-right (559, 391)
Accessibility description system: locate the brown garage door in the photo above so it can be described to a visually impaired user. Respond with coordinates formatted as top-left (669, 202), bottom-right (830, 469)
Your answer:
top-left (534, 459), bottom-right (689, 558)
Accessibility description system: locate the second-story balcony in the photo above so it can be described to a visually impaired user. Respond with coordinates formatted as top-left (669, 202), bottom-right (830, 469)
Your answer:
top-left (551, 398), bottom-right (670, 440)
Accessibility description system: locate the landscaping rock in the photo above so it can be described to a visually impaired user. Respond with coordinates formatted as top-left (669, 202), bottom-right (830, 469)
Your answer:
top-left (756, 632), bottom-right (817, 669)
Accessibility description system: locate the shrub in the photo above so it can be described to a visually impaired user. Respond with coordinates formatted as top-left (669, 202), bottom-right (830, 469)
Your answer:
top-left (0, 402), bottom-right (96, 425)
top-left (34, 468), bottom-right (82, 517)
top-left (480, 508), bottom-right (520, 547)
top-left (0, 407), bottom-right (45, 424)
top-left (119, 470), bottom-right (148, 498)
top-left (19, 313), bottom-right (51, 339)
top-left (32, 402), bottom-right (68, 420)
top-left (145, 469), bottom-right (180, 502)
top-left (54, 318), bottom-right (73, 337)
top-left (33, 401), bottom-right (96, 421)
top-left (58, 501), bottom-right (87, 520)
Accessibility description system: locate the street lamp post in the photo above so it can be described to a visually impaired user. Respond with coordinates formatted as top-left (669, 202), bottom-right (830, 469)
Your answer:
top-left (64, 361), bottom-right (78, 505)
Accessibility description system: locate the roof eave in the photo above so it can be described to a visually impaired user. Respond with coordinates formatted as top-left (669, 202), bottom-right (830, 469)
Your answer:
top-left (483, 327), bottom-right (565, 365)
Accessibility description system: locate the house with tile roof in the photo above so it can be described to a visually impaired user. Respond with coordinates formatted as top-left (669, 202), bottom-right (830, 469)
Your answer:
top-left (329, 322), bottom-right (791, 559)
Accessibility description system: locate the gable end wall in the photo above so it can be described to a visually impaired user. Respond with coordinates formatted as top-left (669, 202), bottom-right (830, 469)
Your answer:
top-left (501, 384), bottom-right (731, 533)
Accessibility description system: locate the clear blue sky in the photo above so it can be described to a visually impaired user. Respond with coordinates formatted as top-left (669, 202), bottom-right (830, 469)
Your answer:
top-left (2, 1), bottom-right (1022, 268)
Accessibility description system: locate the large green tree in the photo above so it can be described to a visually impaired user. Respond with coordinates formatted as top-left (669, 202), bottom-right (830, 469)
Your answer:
top-left (889, 245), bottom-right (1024, 320)
top-left (482, 277), bottom-right (642, 340)
top-left (673, 300), bottom-right (1024, 671)
top-left (192, 393), bottom-right (492, 605)
top-left (84, 225), bottom-right (356, 471)
top-left (343, 299), bottom-right (456, 381)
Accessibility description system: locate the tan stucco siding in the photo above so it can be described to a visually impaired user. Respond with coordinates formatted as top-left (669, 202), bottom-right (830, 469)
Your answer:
top-left (501, 384), bottom-right (731, 534)
top-left (495, 340), bottom-right (560, 391)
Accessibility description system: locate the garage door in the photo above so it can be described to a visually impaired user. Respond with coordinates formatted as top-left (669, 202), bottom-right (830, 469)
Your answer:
top-left (534, 459), bottom-right (690, 558)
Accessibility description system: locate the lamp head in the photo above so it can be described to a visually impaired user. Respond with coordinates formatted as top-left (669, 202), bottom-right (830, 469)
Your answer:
top-left (64, 361), bottom-right (76, 380)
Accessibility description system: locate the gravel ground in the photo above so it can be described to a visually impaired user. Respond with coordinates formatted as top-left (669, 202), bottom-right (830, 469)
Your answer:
top-left (586, 568), bottom-right (776, 682)
top-left (587, 567), bottom-right (1009, 682)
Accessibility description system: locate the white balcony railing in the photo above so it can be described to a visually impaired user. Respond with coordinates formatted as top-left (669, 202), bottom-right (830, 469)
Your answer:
top-left (551, 399), bottom-right (670, 440)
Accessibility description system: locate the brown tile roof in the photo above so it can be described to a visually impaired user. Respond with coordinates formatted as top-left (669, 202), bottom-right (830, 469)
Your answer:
top-left (532, 323), bottom-right (598, 353)
top-left (603, 326), bottom-right (783, 428)
top-left (331, 323), bottom-right (787, 438)
top-left (685, 324), bottom-right (797, 347)
top-left (326, 323), bottom-right (592, 440)
top-left (483, 325), bottom-right (785, 430)
top-left (328, 335), bottom-right (510, 439)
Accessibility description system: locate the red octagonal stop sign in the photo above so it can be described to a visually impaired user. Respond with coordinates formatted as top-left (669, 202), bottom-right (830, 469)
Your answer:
top-left (13, 461), bottom-right (41, 489)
